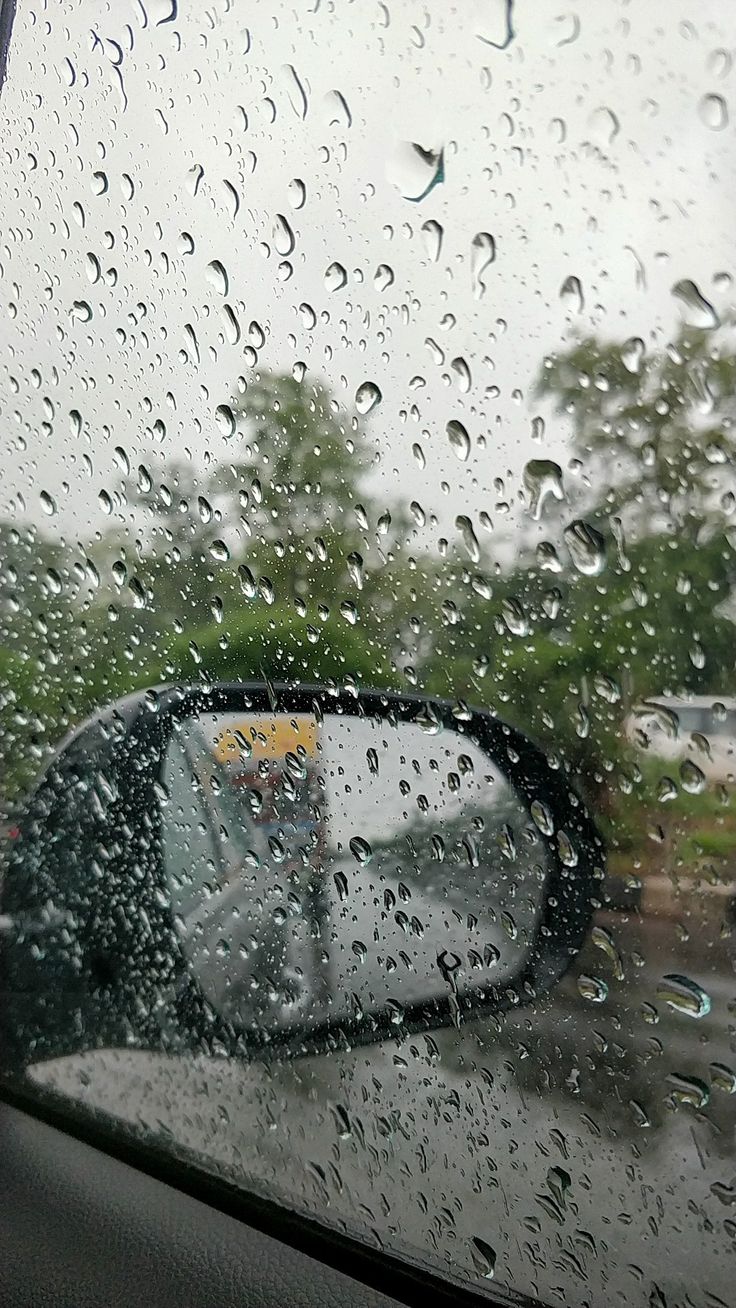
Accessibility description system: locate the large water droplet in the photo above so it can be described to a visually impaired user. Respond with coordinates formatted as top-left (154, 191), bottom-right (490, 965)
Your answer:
top-left (206, 260), bottom-right (228, 296)
top-left (470, 1237), bottom-right (496, 1280)
top-left (387, 141), bottom-right (444, 202)
top-left (656, 973), bottom-right (711, 1019)
top-left (560, 274), bottom-right (584, 313)
top-left (672, 279), bottom-right (720, 330)
top-left (273, 214), bottom-right (295, 256)
top-left (324, 261), bottom-right (347, 292)
top-left (621, 336), bottom-right (645, 373)
top-left (349, 836), bottom-right (373, 866)
top-left (39, 490), bottom-right (57, 516)
top-left (680, 758), bottom-right (706, 794)
top-left (523, 459), bottom-right (564, 519)
top-left (447, 419), bottom-right (471, 461)
top-left (374, 263), bottom-right (394, 291)
top-left (471, 232), bottom-right (496, 299)
top-left (288, 178), bottom-right (306, 210)
top-left (283, 63), bottom-right (308, 120)
top-left (215, 403), bottom-right (236, 437)
top-left (577, 974), bottom-right (608, 1004)
top-left (421, 219), bottom-right (443, 262)
top-left (563, 520), bottom-right (606, 575)
top-left (475, 0), bottom-right (514, 49)
top-left (666, 1072), bottom-right (709, 1109)
top-left (699, 93), bottom-right (728, 131)
top-left (456, 515), bottom-right (480, 562)
top-left (355, 381), bottom-right (382, 414)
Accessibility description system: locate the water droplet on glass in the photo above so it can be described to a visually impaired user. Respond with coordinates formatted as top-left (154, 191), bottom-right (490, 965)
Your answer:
top-left (680, 758), bottom-right (706, 794)
top-left (283, 63), bottom-right (308, 119)
top-left (347, 551), bottom-right (364, 590)
top-left (589, 106), bottom-right (620, 145)
top-left (564, 520), bottom-right (606, 575)
top-left (577, 974), bottom-right (608, 1004)
top-left (349, 836), bottom-right (373, 866)
top-left (374, 263), bottom-right (394, 291)
top-left (355, 381), bottom-right (382, 414)
top-left (420, 219), bottom-right (443, 262)
top-left (451, 357), bottom-right (472, 393)
top-left (206, 260), bottom-right (228, 296)
top-left (177, 231), bottom-right (195, 256)
top-left (215, 403), bottom-right (236, 438)
top-left (523, 459), bottom-right (564, 519)
top-left (672, 279), bottom-right (720, 330)
top-left (531, 799), bottom-right (554, 836)
top-left (656, 973), bottom-right (711, 1019)
top-left (560, 274), bottom-right (584, 313)
top-left (324, 261), bottom-right (347, 292)
top-left (447, 419), bottom-right (471, 461)
top-left (475, 0), bottom-right (514, 48)
top-left (666, 1073), bottom-right (709, 1109)
top-left (621, 336), bottom-right (645, 373)
top-left (470, 1237), bottom-right (496, 1280)
top-left (197, 495), bottom-right (213, 524)
top-left (288, 178), bottom-right (306, 210)
top-left (456, 515), bottom-right (480, 562)
top-left (471, 232), bottom-right (496, 299)
top-left (209, 539), bottom-right (230, 562)
top-left (323, 89), bottom-right (352, 129)
top-left (273, 214), bottom-right (295, 256)
top-left (39, 490), bottom-right (57, 516)
top-left (387, 141), bottom-right (444, 202)
top-left (699, 93), bottom-right (728, 131)
top-left (238, 565), bottom-right (256, 599)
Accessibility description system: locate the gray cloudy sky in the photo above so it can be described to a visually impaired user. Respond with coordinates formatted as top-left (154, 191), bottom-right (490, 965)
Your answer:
top-left (1, 0), bottom-right (734, 555)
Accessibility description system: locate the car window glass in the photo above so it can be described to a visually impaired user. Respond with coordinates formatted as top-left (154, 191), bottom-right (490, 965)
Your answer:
top-left (2, 1), bottom-right (735, 1305)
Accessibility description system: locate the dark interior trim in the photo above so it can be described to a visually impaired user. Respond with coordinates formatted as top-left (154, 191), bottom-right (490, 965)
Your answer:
top-left (0, 1079), bottom-right (547, 1308)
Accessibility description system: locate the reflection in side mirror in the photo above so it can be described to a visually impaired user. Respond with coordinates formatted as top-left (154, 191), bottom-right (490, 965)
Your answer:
top-left (0, 684), bottom-right (603, 1069)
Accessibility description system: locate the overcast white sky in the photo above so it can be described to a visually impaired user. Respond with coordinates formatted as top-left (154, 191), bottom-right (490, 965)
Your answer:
top-left (1, 0), bottom-right (734, 561)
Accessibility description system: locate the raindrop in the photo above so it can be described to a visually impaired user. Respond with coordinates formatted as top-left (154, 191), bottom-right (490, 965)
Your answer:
top-left (197, 495), bottom-right (213, 524)
top-left (622, 336), bottom-right (645, 373)
top-left (186, 164), bottom-right (204, 196)
top-left (666, 1073), bottom-right (709, 1109)
top-left (347, 551), bottom-right (364, 590)
top-left (502, 596), bottom-right (528, 636)
top-left (209, 539), bottom-right (230, 562)
top-left (471, 232), bottom-right (496, 299)
top-left (85, 252), bottom-right (101, 284)
top-left (215, 403), bottom-right (236, 437)
top-left (91, 170), bottom-right (108, 195)
top-left (374, 263), bottom-right (394, 291)
top-left (323, 89), bottom-right (352, 129)
top-left (656, 973), bottom-right (711, 1019)
top-left (680, 758), bottom-right (706, 794)
top-left (273, 214), bottom-right (295, 256)
top-left (672, 279), bottom-right (719, 330)
top-left (451, 357), bottom-right (472, 393)
top-left (206, 260), bottom-right (229, 296)
top-left (577, 974), bottom-right (608, 1003)
top-left (698, 93), bottom-right (728, 130)
top-left (710, 1063), bottom-right (736, 1095)
top-left (470, 1237), bottom-right (497, 1280)
top-left (288, 178), bottom-right (306, 209)
top-left (560, 274), bottom-right (584, 313)
top-left (355, 381), bottom-right (382, 414)
top-left (283, 63), bottom-right (308, 120)
top-left (531, 799), bottom-right (554, 836)
top-left (564, 520), bottom-right (606, 575)
top-left (177, 231), bottom-right (195, 255)
top-left (475, 0), bottom-right (514, 48)
top-left (340, 600), bottom-right (358, 625)
top-left (387, 141), bottom-right (444, 202)
top-left (420, 219), bottom-right (443, 262)
top-left (589, 106), bottom-right (620, 145)
top-left (71, 300), bottom-right (93, 323)
top-left (523, 459), bottom-right (564, 519)
top-left (447, 419), bottom-right (471, 461)
top-left (39, 490), bottom-right (57, 516)
top-left (324, 261), bottom-right (347, 292)
top-left (334, 870), bottom-right (349, 902)
top-left (238, 565), bottom-right (256, 598)
top-left (456, 515), bottom-right (480, 562)
top-left (349, 836), bottom-right (373, 866)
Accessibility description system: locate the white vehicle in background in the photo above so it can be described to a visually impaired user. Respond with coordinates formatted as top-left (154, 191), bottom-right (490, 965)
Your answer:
top-left (625, 695), bottom-right (736, 783)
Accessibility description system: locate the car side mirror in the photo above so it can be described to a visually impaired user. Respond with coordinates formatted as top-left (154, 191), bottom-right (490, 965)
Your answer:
top-left (0, 683), bottom-right (603, 1070)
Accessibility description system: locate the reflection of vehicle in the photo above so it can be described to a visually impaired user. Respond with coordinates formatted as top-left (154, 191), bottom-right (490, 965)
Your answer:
top-left (626, 695), bottom-right (736, 781)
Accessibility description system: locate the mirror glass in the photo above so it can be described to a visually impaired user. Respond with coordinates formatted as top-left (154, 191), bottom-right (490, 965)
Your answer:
top-left (160, 710), bottom-right (551, 1033)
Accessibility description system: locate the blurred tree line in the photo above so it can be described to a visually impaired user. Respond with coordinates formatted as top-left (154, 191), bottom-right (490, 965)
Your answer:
top-left (2, 328), bottom-right (736, 841)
